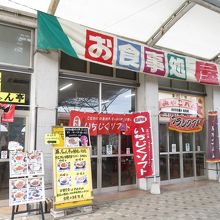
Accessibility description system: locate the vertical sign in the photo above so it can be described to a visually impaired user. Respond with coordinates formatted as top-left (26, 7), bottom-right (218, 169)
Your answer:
top-left (132, 112), bottom-right (153, 178)
top-left (206, 111), bottom-right (220, 162)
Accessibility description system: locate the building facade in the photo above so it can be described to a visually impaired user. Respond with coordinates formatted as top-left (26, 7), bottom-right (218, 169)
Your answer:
top-left (0, 7), bottom-right (220, 201)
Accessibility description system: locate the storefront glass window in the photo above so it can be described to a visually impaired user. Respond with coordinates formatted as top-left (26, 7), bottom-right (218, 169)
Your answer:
top-left (170, 154), bottom-right (180, 179)
top-left (0, 71), bottom-right (30, 107)
top-left (0, 24), bottom-right (32, 67)
top-left (169, 130), bottom-right (179, 152)
top-left (121, 135), bottom-right (133, 154)
top-left (195, 129), bottom-right (205, 151)
top-left (102, 84), bottom-right (135, 113)
top-left (58, 79), bottom-right (99, 112)
top-left (159, 124), bottom-right (167, 152)
top-left (102, 135), bottom-right (118, 155)
top-left (102, 157), bottom-right (118, 187)
top-left (121, 156), bottom-right (136, 185)
top-left (160, 155), bottom-right (168, 180)
top-left (196, 153), bottom-right (205, 176)
top-left (183, 153), bottom-right (194, 177)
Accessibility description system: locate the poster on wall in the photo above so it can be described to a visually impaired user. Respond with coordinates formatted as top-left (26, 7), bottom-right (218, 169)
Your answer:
top-left (159, 92), bottom-right (205, 120)
top-left (132, 112), bottom-right (153, 178)
top-left (168, 115), bottom-right (205, 133)
top-left (52, 127), bottom-right (65, 147)
top-left (206, 111), bottom-right (220, 162)
top-left (9, 176), bottom-right (45, 206)
top-left (64, 127), bottom-right (90, 147)
top-left (53, 147), bottom-right (93, 204)
top-left (10, 151), bottom-right (44, 178)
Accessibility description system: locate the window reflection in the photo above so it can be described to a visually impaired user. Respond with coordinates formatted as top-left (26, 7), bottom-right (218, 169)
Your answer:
top-left (121, 135), bottom-right (133, 154)
top-left (58, 79), bottom-right (99, 112)
top-left (102, 157), bottom-right (118, 187)
top-left (102, 135), bottom-right (118, 155)
top-left (102, 84), bottom-right (135, 113)
top-left (121, 156), bottom-right (136, 185)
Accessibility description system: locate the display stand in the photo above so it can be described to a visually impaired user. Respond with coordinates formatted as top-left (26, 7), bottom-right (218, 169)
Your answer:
top-left (11, 202), bottom-right (45, 220)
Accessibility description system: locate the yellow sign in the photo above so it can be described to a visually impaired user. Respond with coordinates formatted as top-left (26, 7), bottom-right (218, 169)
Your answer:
top-left (0, 92), bottom-right (25, 104)
top-left (45, 133), bottom-right (60, 144)
top-left (53, 147), bottom-right (93, 205)
top-left (52, 127), bottom-right (64, 147)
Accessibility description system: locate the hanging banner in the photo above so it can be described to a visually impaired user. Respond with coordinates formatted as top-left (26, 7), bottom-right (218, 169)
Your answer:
top-left (0, 104), bottom-right (16, 123)
top-left (38, 11), bottom-right (220, 86)
top-left (69, 111), bottom-right (132, 136)
top-left (168, 115), bottom-right (205, 133)
top-left (53, 147), bottom-right (93, 205)
top-left (206, 111), bottom-right (220, 162)
top-left (132, 112), bottom-right (153, 178)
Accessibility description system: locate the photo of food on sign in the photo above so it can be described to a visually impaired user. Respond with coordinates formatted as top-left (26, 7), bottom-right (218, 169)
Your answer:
top-left (11, 151), bottom-right (26, 162)
top-left (58, 176), bottom-right (71, 187)
top-left (64, 127), bottom-right (90, 147)
top-left (12, 190), bottom-right (27, 202)
top-left (28, 188), bottom-right (43, 201)
top-left (57, 161), bottom-right (70, 171)
top-left (28, 151), bottom-right (42, 162)
top-left (11, 163), bottom-right (27, 177)
top-left (28, 177), bottom-right (42, 188)
top-left (11, 179), bottom-right (26, 189)
top-left (75, 175), bottom-right (88, 185)
top-left (74, 160), bottom-right (86, 170)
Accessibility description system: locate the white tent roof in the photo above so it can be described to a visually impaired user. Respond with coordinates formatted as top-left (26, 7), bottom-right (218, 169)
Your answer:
top-left (1, 0), bottom-right (220, 62)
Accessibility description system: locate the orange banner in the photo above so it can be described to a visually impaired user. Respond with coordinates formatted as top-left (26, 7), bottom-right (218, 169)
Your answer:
top-left (168, 115), bottom-right (205, 133)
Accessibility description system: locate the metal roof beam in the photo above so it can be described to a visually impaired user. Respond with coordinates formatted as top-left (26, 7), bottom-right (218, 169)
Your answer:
top-left (47, 0), bottom-right (60, 15)
top-left (146, 1), bottom-right (195, 46)
top-left (190, 0), bottom-right (220, 14)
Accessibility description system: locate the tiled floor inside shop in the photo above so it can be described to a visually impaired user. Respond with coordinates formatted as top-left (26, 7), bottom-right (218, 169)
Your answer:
top-left (1, 180), bottom-right (220, 220)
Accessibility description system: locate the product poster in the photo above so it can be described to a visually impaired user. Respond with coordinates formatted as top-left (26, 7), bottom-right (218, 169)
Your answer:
top-left (64, 127), bottom-right (90, 147)
top-left (9, 176), bottom-right (45, 206)
top-left (10, 151), bottom-right (44, 178)
top-left (53, 147), bottom-right (93, 204)
top-left (52, 127), bottom-right (65, 147)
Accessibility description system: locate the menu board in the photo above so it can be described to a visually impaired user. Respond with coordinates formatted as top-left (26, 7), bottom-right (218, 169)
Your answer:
top-left (10, 151), bottom-right (44, 178)
top-left (64, 127), bottom-right (90, 147)
top-left (9, 176), bottom-right (45, 206)
top-left (53, 147), bottom-right (93, 204)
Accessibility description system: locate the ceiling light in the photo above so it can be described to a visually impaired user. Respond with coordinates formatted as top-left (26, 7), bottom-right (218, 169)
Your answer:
top-left (59, 83), bottom-right (73, 91)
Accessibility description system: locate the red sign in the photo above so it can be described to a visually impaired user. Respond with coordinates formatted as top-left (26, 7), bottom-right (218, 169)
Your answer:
top-left (70, 111), bottom-right (153, 178)
top-left (132, 112), bottom-right (153, 178)
top-left (168, 115), bottom-right (205, 133)
top-left (0, 104), bottom-right (15, 123)
top-left (195, 61), bottom-right (219, 85)
top-left (69, 111), bottom-right (132, 136)
top-left (85, 30), bottom-right (114, 65)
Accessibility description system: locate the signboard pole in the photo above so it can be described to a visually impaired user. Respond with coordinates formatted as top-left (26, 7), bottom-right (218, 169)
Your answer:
top-left (11, 202), bottom-right (45, 220)
top-left (149, 111), bottom-right (160, 195)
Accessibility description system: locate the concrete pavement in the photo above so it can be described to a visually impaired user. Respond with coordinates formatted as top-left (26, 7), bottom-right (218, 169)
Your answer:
top-left (1, 180), bottom-right (220, 220)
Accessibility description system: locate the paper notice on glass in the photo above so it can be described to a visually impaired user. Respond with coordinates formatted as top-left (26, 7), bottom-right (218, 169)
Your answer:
top-left (1, 150), bottom-right (7, 159)
top-left (126, 148), bottom-right (131, 155)
top-left (185, 143), bottom-right (190, 152)
top-left (106, 145), bottom-right (112, 155)
top-left (171, 144), bottom-right (176, 153)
